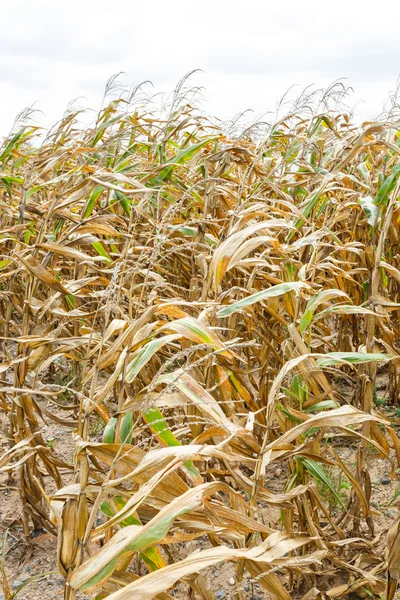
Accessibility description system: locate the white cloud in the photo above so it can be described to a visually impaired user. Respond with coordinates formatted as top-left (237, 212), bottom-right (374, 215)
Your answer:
top-left (1, 0), bottom-right (400, 134)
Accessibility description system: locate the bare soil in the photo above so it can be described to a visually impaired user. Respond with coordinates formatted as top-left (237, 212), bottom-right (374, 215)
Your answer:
top-left (1, 384), bottom-right (400, 600)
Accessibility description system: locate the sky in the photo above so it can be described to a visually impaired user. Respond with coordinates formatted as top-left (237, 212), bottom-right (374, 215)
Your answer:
top-left (1, 0), bottom-right (400, 135)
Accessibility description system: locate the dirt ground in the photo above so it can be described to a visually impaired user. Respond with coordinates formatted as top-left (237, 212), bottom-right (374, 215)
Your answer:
top-left (1, 381), bottom-right (399, 600)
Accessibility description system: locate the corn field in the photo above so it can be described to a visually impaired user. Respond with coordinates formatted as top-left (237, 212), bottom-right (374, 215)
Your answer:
top-left (2, 79), bottom-right (400, 600)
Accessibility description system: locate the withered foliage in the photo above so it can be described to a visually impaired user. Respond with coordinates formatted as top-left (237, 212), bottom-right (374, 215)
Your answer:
top-left (1, 83), bottom-right (400, 599)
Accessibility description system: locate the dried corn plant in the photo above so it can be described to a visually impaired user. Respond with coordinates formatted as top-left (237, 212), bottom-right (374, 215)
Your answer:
top-left (1, 80), bottom-right (400, 600)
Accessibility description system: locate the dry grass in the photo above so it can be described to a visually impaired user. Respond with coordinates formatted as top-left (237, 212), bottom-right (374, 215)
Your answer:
top-left (1, 79), bottom-right (400, 599)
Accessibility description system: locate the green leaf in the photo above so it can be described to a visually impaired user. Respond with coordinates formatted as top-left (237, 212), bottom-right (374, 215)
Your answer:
top-left (291, 373), bottom-right (308, 406)
top-left (71, 483), bottom-right (231, 592)
top-left (66, 294), bottom-right (75, 310)
top-left (316, 352), bottom-right (392, 367)
top-left (159, 316), bottom-right (226, 351)
top-left (315, 305), bottom-right (378, 320)
top-left (83, 185), bottom-right (105, 218)
top-left (217, 281), bottom-right (309, 317)
top-left (159, 136), bottom-right (217, 180)
top-left (142, 408), bottom-right (202, 486)
top-left (119, 412), bottom-right (133, 444)
top-left (1, 175), bottom-right (23, 185)
top-left (114, 191), bottom-right (132, 216)
top-left (0, 128), bottom-right (26, 161)
top-left (303, 400), bottom-right (339, 413)
top-left (103, 417), bottom-right (117, 443)
top-left (113, 496), bottom-right (142, 526)
top-left (299, 289), bottom-right (349, 333)
top-left (375, 163), bottom-right (400, 207)
top-left (357, 161), bottom-right (370, 184)
top-left (171, 225), bottom-right (217, 246)
top-left (100, 497), bottom-right (166, 570)
top-left (125, 334), bottom-right (179, 384)
top-left (92, 241), bottom-right (112, 262)
top-left (92, 114), bottom-right (123, 146)
top-left (359, 195), bottom-right (379, 227)
top-left (101, 498), bottom-right (141, 528)
top-left (26, 184), bottom-right (46, 200)
top-left (276, 404), bottom-right (303, 424)
top-left (297, 456), bottom-right (345, 508)
top-left (0, 259), bottom-right (11, 270)
top-left (10, 570), bottom-right (58, 598)
top-left (142, 408), bottom-right (181, 447)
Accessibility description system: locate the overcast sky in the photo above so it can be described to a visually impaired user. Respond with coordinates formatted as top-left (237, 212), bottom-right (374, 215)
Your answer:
top-left (1, 0), bottom-right (400, 135)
